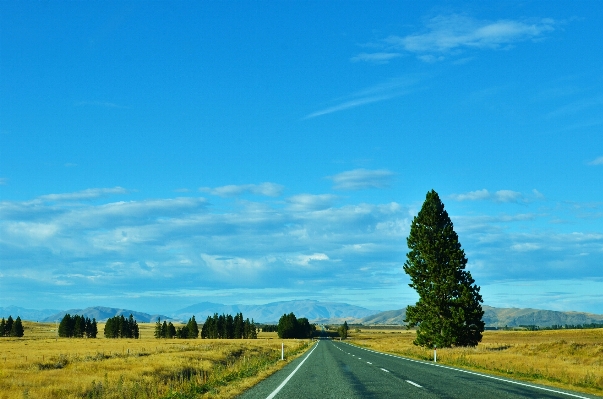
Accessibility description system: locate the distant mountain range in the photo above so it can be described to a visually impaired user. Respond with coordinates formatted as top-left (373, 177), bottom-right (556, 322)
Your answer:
top-left (359, 305), bottom-right (603, 327)
top-left (0, 306), bottom-right (171, 323)
top-left (171, 300), bottom-right (379, 324)
top-left (2, 302), bottom-right (602, 327)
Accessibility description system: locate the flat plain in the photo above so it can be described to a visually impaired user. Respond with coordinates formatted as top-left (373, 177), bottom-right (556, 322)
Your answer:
top-left (1, 322), bottom-right (602, 398)
top-left (347, 327), bottom-right (603, 397)
top-left (0, 321), bottom-right (310, 399)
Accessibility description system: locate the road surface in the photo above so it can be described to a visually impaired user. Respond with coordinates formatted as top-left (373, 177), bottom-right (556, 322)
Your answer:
top-left (238, 339), bottom-right (599, 399)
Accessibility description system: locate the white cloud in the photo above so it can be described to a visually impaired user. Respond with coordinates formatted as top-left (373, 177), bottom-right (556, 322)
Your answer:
top-left (511, 243), bottom-right (541, 252)
top-left (328, 169), bottom-right (394, 191)
top-left (350, 52), bottom-right (402, 63)
top-left (493, 190), bottom-right (523, 203)
top-left (450, 189), bottom-right (491, 201)
top-left (0, 178), bottom-right (7, 185)
top-left (200, 182), bottom-right (283, 197)
top-left (449, 189), bottom-right (523, 203)
top-left (286, 194), bottom-right (338, 211)
top-left (2, 185), bottom-right (601, 313)
top-left (38, 187), bottom-right (127, 202)
top-left (386, 15), bottom-right (555, 58)
top-left (588, 156), bottom-right (603, 166)
top-left (289, 253), bottom-right (330, 266)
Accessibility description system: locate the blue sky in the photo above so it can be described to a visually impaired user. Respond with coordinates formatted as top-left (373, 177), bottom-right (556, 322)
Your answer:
top-left (1, 1), bottom-right (602, 314)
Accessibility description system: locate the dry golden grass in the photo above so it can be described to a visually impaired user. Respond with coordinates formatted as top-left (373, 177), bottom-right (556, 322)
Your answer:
top-left (348, 328), bottom-right (603, 397)
top-left (0, 321), bottom-right (312, 399)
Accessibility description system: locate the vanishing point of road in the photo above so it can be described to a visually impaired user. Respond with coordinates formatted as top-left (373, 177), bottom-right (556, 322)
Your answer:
top-left (238, 339), bottom-right (600, 399)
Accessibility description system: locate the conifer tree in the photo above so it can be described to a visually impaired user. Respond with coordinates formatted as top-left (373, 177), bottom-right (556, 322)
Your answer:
top-left (154, 318), bottom-right (162, 338)
top-left (187, 316), bottom-right (199, 338)
top-left (404, 190), bottom-right (484, 348)
top-left (11, 316), bottom-right (24, 337)
top-left (0, 318), bottom-right (6, 337)
top-left (6, 316), bottom-right (14, 336)
top-left (167, 322), bottom-right (176, 338)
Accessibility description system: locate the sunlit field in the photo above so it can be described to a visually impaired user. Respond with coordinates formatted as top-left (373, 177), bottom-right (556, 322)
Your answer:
top-left (347, 327), bottom-right (603, 397)
top-left (0, 321), bottom-right (312, 399)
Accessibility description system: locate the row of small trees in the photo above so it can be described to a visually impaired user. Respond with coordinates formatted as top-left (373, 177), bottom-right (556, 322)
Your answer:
top-left (277, 313), bottom-right (314, 339)
top-left (0, 316), bottom-right (24, 337)
top-left (154, 316), bottom-right (199, 339)
top-left (201, 313), bottom-right (257, 339)
top-left (104, 314), bottom-right (140, 339)
top-left (58, 314), bottom-right (98, 338)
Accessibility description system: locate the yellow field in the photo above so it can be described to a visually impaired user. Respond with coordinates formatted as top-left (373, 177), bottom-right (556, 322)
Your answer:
top-left (348, 328), bottom-right (603, 397)
top-left (0, 322), bottom-right (312, 399)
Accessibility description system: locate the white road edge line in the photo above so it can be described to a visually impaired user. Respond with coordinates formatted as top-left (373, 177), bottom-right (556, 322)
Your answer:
top-left (341, 342), bottom-right (591, 399)
top-left (406, 380), bottom-right (422, 388)
top-left (265, 341), bottom-right (319, 399)
top-left (380, 368), bottom-right (390, 373)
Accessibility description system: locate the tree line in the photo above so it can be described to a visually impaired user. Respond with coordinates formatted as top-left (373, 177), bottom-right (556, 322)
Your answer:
top-left (201, 313), bottom-right (257, 339)
top-left (277, 313), bottom-right (314, 339)
top-left (0, 316), bottom-right (24, 337)
top-left (104, 314), bottom-right (140, 339)
top-left (58, 314), bottom-right (98, 338)
top-left (155, 316), bottom-right (199, 339)
top-left (261, 324), bottom-right (278, 332)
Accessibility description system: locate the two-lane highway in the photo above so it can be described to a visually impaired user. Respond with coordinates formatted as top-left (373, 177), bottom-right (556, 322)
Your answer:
top-left (238, 339), bottom-right (599, 399)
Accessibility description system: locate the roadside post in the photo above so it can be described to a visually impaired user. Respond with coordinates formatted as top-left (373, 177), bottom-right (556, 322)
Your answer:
top-left (281, 342), bottom-right (284, 360)
top-left (434, 345), bottom-right (437, 363)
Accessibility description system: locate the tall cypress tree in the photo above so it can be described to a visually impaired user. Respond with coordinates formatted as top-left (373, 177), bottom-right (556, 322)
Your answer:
top-left (403, 190), bottom-right (484, 348)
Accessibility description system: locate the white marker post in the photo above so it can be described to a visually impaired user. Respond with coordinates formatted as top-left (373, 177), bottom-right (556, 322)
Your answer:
top-left (434, 345), bottom-right (437, 363)
top-left (281, 342), bottom-right (284, 361)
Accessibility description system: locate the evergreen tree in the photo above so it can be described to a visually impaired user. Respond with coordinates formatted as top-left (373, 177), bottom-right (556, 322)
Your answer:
top-left (74, 315), bottom-right (84, 338)
top-left (88, 318), bottom-right (98, 338)
top-left (154, 318), bottom-right (162, 338)
top-left (187, 316), bottom-right (199, 338)
top-left (403, 190), bottom-right (484, 348)
top-left (59, 314), bottom-right (72, 337)
top-left (161, 321), bottom-right (168, 338)
top-left (167, 322), bottom-right (176, 338)
top-left (0, 318), bottom-right (6, 337)
top-left (11, 316), bottom-right (24, 337)
top-left (338, 321), bottom-right (349, 339)
top-left (277, 313), bottom-right (297, 338)
top-left (6, 316), bottom-right (14, 337)
top-left (249, 319), bottom-right (257, 339)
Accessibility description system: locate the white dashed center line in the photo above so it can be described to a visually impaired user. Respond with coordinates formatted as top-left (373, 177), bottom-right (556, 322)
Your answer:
top-left (380, 368), bottom-right (390, 373)
top-left (406, 380), bottom-right (422, 388)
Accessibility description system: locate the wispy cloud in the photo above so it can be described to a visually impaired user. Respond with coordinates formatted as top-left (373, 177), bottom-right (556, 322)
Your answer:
top-left (304, 76), bottom-right (420, 119)
top-left (38, 187), bottom-right (127, 202)
top-left (350, 52), bottom-right (402, 64)
top-left (0, 178), bottom-right (7, 185)
top-left (199, 182), bottom-right (283, 197)
top-left (449, 189), bottom-right (525, 203)
top-left (588, 156), bottom-right (603, 166)
top-left (328, 169), bottom-right (394, 191)
top-left (286, 194), bottom-right (338, 211)
top-left (356, 15), bottom-right (555, 63)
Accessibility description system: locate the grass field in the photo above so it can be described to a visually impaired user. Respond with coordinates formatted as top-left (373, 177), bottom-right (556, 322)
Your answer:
top-left (347, 328), bottom-right (603, 397)
top-left (2, 322), bottom-right (601, 398)
top-left (0, 321), bottom-right (312, 399)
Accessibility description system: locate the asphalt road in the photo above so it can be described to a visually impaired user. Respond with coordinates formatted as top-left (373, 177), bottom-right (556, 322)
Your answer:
top-left (238, 339), bottom-right (600, 399)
